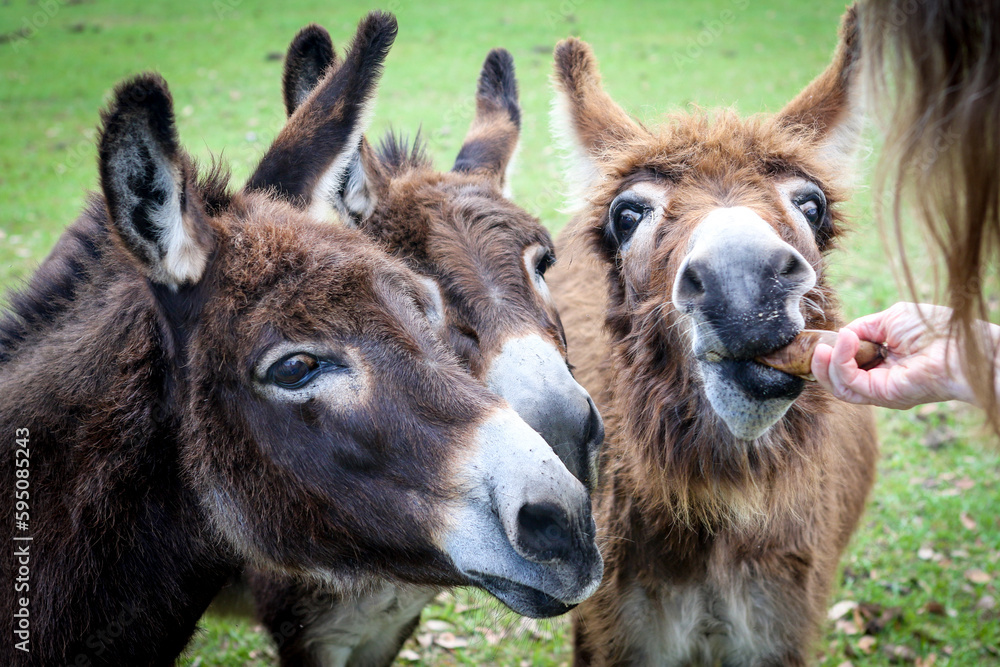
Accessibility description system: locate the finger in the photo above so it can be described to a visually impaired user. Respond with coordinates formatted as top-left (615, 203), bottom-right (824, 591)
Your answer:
top-left (832, 327), bottom-right (861, 366)
top-left (845, 309), bottom-right (891, 344)
top-left (811, 342), bottom-right (834, 389)
top-left (827, 328), bottom-right (869, 401)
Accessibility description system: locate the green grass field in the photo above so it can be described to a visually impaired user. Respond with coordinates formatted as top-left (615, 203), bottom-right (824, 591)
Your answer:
top-left (2, 1), bottom-right (997, 665)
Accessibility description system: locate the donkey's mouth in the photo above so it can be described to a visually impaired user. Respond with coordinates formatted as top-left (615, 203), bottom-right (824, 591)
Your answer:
top-left (697, 356), bottom-right (805, 440)
top-left (714, 358), bottom-right (804, 401)
top-left (464, 571), bottom-right (577, 618)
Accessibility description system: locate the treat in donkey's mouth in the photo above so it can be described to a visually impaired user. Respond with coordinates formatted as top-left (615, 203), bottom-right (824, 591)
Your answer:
top-left (756, 329), bottom-right (887, 380)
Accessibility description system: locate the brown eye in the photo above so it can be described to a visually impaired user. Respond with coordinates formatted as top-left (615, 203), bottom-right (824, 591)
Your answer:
top-left (269, 353), bottom-right (320, 389)
top-left (535, 249), bottom-right (556, 277)
top-left (794, 189), bottom-right (826, 228)
top-left (608, 196), bottom-right (648, 247)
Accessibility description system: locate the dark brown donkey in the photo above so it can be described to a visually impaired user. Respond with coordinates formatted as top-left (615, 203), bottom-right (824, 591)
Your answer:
top-left (546, 7), bottom-right (879, 666)
top-left (0, 13), bottom-right (600, 666)
top-left (212, 26), bottom-right (604, 667)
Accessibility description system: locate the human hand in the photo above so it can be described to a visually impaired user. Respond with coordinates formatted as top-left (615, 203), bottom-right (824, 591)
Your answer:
top-left (811, 302), bottom-right (976, 409)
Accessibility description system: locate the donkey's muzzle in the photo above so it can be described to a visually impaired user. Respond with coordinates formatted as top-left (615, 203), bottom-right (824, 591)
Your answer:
top-left (443, 408), bottom-right (603, 618)
top-left (673, 206), bottom-right (817, 440)
top-left (485, 334), bottom-right (604, 490)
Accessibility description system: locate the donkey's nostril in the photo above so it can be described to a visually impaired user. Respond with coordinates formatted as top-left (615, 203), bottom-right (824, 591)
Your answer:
top-left (780, 254), bottom-right (801, 277)
top-left (517, 502), bottom-right (573, 562)
top-left (675, 260), bottom-right (707, 305)
top-left (774, 249), bottom-right (812, 287)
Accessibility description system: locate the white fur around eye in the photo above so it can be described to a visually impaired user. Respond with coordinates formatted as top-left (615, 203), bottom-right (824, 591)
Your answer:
top-left (523, 244), bottom-right (553, 303)
top-left (254, 343), bottom-right (370, 407)
top-left (775, 179), bottom-right (820, 237)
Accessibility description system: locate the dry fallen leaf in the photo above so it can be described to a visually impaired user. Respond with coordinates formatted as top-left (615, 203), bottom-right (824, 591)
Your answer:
top-left (836, 619), bottom-right (860, 635)
top-left (955, 477), bottom-right (976, 491)
top-left (857, 635), bottom-right (877, 654)
top-left (434, 632), bottom-right (469, 650)
top-left (960, 512), bottom-right (978, 530)
top-left (424, 620), bottom-right (453, 632)
top-left (481, 628), bottom-right (503, 646)
top-left (882, 643), bottom-right (918, 663)
top-left (863, 605), bottom-right (902, 635)
top-left (965, 568), bottom-right (992, 584)
top-left (398, 649), bottom-right (420, 662)
top-left (829, 600), bottom-right (859, 621)
top-left (915, 654), bottom-right (937, 667)
top-left (975, 595), bottom-right (996, 611)
top-left (416, 633), bottom-right (433, 648)
top-left (921, 600), bottom-right (947, 616)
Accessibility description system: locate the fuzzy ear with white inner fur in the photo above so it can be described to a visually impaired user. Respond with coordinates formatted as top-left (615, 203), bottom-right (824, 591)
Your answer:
top-left (452, 48), bottom-right (522, 194)
top-left (98, 73), bottom-right (213, 288)
top-left (244, 11), bottom-right (397, 225)
top-left (550, 38), bottom-right (648, 203)
top-left (776, 4), bottom-right (865, 182)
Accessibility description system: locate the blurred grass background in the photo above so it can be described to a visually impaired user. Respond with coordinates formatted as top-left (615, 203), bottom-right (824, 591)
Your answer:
top-left (1, 1), bottom-right (997, 665)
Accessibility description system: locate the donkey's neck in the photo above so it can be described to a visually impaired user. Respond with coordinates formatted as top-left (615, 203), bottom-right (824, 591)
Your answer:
top-left (1, 215), bottom-right (236, 664)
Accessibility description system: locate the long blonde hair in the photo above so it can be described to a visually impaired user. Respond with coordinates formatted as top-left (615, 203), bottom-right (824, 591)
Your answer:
top-left (860, 0), bottom-right (1000, 431)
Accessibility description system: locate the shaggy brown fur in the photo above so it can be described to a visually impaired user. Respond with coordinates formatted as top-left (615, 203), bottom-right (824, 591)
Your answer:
top-left (233, 34), bottom-right (599, 667)
top-left (0, 14), bottom-right (553, 665)
top-left (253, 35), bottom-right (565, 384)
top-left (546, 7), bottom-right (879, 666)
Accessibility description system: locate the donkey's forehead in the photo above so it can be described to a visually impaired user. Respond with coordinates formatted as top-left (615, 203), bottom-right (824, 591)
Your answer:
top-left (379, 178), bottom-right (550, 260)
top-left (611, 169), bottom-right (786, 217)
top-left (610, 114), bottom-right (833, 190)
top-left (213, 209), bottom-right (421, 315)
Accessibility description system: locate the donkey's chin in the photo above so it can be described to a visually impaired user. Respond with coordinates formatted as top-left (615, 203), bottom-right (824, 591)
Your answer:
top-left (699, 359), bottom-right (805, 441)
top-left (464, 572), bottom-right (577, 618)
top-left (443, 505), bottom-right (603, 618)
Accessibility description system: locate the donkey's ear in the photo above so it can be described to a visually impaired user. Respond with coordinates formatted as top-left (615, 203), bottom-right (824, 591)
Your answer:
top-left (777, 4), bottom-right (865, 178)
top-left (452, 48), bottom-right (521, 192)
top-left (245, 11), bottom-right (397, 224)
top-left (550, 38), bottom-right (647, 199)
top-left (283, 23), bottom-right (336, 117)
top-left (98, 74), bottom-right (213, 288)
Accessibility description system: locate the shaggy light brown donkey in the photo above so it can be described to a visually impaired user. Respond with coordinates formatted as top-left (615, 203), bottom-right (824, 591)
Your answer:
top-left (546, 7), bottom-right (878, 666)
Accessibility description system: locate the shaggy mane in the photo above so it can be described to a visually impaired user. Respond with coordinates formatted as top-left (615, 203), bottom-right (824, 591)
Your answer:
top-left (375, 129), bottom-right (432, 173)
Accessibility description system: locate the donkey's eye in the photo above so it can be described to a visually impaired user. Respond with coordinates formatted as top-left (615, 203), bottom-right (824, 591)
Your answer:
top-left (794, 191), bottom-right (826, 228)
top-left (269, 353), bottom-right (321, 389)
top-left (609, 198), bottom-right (648, 247)
top-left (535, 250), bottom-right (556, 277)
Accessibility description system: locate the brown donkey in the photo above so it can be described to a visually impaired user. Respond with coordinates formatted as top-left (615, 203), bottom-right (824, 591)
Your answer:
top-left (546, 7), bottom-right (878, 666)
top-left (216, 27), bottom-right (605, 667)
top-left (0, 13), bottom-right (600, 666)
